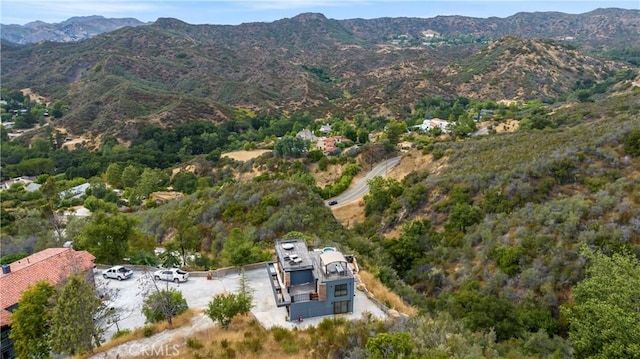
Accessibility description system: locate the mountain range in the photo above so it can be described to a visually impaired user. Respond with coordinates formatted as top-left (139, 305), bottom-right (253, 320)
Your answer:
top-left (1, 9), bottom-right (638, 139)
top-left (0, 15), bottom-right (146, 44)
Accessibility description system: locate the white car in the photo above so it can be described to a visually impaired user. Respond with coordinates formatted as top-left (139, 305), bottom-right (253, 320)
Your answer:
top-left (102, 266), bottom-right (133, 280)
top-left (153, 268), bottom-right (189, 283)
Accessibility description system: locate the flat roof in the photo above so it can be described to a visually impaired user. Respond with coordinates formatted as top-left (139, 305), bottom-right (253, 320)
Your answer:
top-left (275, 239), bottom-right (314, 272)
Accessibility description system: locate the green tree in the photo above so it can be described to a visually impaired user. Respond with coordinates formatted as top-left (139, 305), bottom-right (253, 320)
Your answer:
top-left (342, 124), bottom-right (357, 142)
top-left (450, 113), bottom-right (477, 137)
top-left (623, 128), bottom-right (640, 157)
top-left (162, 202), bottom-right (200, 266)
top-left (221, 228), bottom-right (270, 266)
top-left (104, 163), bottom-right (123, 188)
top-left (357, 129), bottom-right (370, 144)
top-left (50, 100), bottom-right (64, 118)
top-left (273, 136), bottom-right (309, 158)
top-left (172, 171), bottom-right (198, 194)
top-left (9, 281), bottom-right (56, 359)
top-left (31, 138), bottom-right (51, 156)
top-left (384, 120), bottom-right (407, 145)
top-left (131, 167), bottom-right (167, 202)
top-left (204, 270), bottom-right (252, 328)
top-left (366, 332), bottom-right (416, 359)
top-left (76, 212), bottom-right (138, 264)
top-left (120, 165), bottom-right (140, 189)
top-left (444, 202), bottom-right (483, 233)
top-left (142, 289), bottom-right (188, 324)
top-left (561, 248), bottom-right (640, 359)
top-left (364, 177), bottom-right (403, 216)
top-left (445, 287), bottom-right (523, 341)
top-left (384, 219), bottom-right (438, 276)
top-left (17, 158), bottom-right (54, 176)
top-left (83, 196), bottom-right (118, 214)
top-left (50, 275), bottom-right (104, 355)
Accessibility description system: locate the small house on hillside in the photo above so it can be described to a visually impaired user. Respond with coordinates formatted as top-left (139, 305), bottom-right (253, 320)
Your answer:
top-left (0, 176), bottom-right (36, 191)
top-left (414, 118), bottom-right (450, 133)
top-left (296, 129), bottom-right (317, 142)
top-left (316, 136), bottom-right (343, 156)
top-left (0, 248), bottom-right (95, 359)
top-left (266, 239), bottom-right (356, 321)
top-left (59, 183), bottom-right (90, 200)
top-left (319, 124), bottom-right (332, 135)
top-left (150, 191), bottom-right (184, 204)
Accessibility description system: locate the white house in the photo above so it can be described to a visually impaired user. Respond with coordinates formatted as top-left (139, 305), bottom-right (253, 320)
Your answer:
top-left (59, 183), bottom-right (91, 199)
top-left (319, 124), bottom-right (332, 135)
top-left (296, 128), bottom-right (317, 142)
top-left (415, 118), bottom-right (450, 133)
top-left (24, 182), bottom-right (42, 192)
top-left (0, 176), bottom-right (36, 191)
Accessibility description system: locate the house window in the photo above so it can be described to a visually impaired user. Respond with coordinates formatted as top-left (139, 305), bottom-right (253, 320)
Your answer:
top-left (334, 284), bottom-right (348, 297)
top-left (333, 300), bottom-right (350, 314)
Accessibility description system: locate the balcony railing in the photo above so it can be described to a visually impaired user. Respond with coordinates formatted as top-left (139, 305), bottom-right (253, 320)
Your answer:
top-left (291, 293), bottom-right (319, 303)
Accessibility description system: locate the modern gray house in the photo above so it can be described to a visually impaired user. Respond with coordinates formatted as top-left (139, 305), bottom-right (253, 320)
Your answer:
top-left (267, 239), bottom-right (356, 321)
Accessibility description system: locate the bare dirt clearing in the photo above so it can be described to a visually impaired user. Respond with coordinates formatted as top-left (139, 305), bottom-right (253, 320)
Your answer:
top-left (221, 149), bottom-right (271, 161)
top-left (21, 88), bottom-right (51, 106)
top-left (494, 119), bottom-right (519, 133)
top-left (310, 162), bottom-right (345, 188)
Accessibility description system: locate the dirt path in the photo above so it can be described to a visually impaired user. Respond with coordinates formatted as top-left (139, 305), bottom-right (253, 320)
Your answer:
top-left (90, 314), bottom-right (214, 359)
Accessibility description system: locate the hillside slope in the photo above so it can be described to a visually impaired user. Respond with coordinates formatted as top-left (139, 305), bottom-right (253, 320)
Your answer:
top-left (2, 10), bottom-right (634, 138)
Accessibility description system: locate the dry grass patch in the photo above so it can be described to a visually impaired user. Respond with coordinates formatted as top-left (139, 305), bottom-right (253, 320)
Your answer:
top-left (163, 315), bottom-right (309, 359)
top-left (221, 149), bottom-right (271, 161)
top-left (494, 119), bottom-right (519, 133)
top-left (310, 162), bottom-right (345, 188)
top-left (331, 198), bottom-right (365, 228)
top-left (358, 270), bottom-right (418, 316)
top-left (88, 309), bottom-right (199, 357)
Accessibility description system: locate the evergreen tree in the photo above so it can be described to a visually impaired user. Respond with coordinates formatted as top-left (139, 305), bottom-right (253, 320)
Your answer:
top-left (9, 281), bottom-right (56, 359)
top-left (104, 162), bottom-right (123, 188)
top-left (50, 275), bottom-right (104, 355)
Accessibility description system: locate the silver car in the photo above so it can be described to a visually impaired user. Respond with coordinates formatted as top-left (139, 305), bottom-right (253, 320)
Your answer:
top-left (153, 268), bottom-right (189, 282)
top-left (102, 266), bottom-right (133, 280)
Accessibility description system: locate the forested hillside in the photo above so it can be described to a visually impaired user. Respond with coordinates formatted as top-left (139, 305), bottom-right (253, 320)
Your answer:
top-left (1, 9), bottom-right (638, 139)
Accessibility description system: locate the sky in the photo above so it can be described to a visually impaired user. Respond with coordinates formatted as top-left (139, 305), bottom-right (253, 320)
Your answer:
top-left (1, 0), bottom-right (638, 26)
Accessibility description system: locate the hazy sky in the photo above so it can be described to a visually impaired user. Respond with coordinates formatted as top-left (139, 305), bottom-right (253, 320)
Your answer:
top-left (1, 0), bottom-right (637, 25)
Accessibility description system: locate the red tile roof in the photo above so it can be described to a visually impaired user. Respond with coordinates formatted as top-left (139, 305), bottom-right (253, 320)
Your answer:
top-left (0, 247), bottom-right (95, 326)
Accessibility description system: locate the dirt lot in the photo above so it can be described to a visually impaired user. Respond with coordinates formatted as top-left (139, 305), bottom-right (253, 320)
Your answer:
top-left (221, 149), bottom-right (271, 161)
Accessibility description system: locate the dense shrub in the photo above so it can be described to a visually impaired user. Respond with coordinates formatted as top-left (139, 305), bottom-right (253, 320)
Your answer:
top-left (142, 289), bottom-right (188, 323)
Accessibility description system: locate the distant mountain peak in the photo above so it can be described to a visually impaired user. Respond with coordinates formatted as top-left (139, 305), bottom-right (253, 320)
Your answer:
top-left (291, 13), bottom-right (328, 21)
top-left (1, 16), bottom-right (146, 44)
top-left (154, 17), bottom-right (189, 28)
top-left (64, 15), bottom-right (106, 23)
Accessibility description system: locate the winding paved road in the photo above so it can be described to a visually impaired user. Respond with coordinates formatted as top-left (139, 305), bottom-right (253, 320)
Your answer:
top-left (327, 156), bottom-right (402, 207)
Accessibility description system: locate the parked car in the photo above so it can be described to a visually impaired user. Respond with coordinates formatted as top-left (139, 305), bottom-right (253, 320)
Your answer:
top-left (153, 268), bottom-right (189, 282)
top-left (102, 266), bottom-right (133, 280)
